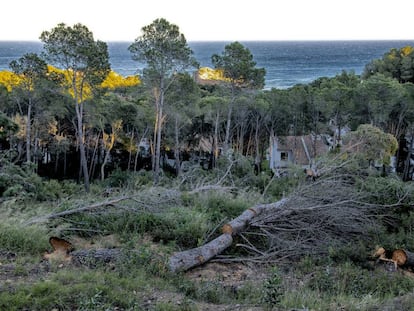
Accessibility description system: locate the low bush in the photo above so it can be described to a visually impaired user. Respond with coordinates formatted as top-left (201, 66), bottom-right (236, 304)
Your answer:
top-left (307, 261), bottom-right (414, 298)
top-left (0, 223), bottom-right (48, 255)
top-left (261, 267), bottom-right (284, 307)
top-left (197, 192), bottom-right (250, 223)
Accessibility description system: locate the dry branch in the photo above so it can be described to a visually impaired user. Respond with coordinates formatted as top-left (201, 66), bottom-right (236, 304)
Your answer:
top-left (170, 157), bottom-right (403, 272)
top-left (26, 196), bottom-right (134, 225)
top-left (27, 187), bottom-right (183, 226)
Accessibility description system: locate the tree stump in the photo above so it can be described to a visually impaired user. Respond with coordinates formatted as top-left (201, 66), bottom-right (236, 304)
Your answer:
top-left (392, 249), bottom-right (414, 268)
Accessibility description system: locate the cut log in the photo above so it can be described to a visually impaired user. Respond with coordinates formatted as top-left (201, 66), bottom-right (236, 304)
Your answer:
top-left (392, 249), bottom-right (414, 267)
top-left (169, 198), bottom-right (288, 272)
top-left (169, 234), bottom-right (233, 273)
top-left (223, 198), bottom-right (288, 235)
top-left (71, 248), bottom-right (128, 267)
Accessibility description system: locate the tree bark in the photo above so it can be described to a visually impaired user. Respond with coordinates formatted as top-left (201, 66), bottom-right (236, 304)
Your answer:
top-left (154, 82), bottom-right (164, 184)
top-left (212, 111), bottom-right (220, 168)
top-left (26, 99), bottom-right (32, 163)
top-left (169, 234), bottom-right (233, 273)
top-left (403, 132), bottom-right (414, 181)
top-left (223, 102), bottom-right (233, 154)
top-left (168, 198), bottom-right (288, 272)
top-left (174, 117), bottom-right (181, 176)
top-left (76, 101), bottom-right (90, 192)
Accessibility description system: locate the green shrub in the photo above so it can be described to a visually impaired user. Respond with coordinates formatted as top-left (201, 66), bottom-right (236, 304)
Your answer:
top-left (0, 161), bottom-right (67, 201)
top-left (307, 262), bottom-right (414, 298)
top-left (261, 267), bottom-right (284, 307)
top-left (0, 223), bottom-right (49, 254)
top-left (66, 206), bottom-right (210, 249)
top-left (151, 208), bottom-right (210, 248)
top-left (199, 193), bottom-right (249, 223)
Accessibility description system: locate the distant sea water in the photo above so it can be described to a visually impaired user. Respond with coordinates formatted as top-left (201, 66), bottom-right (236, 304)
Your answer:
top-left (1, 40), bottom-right (413, 89)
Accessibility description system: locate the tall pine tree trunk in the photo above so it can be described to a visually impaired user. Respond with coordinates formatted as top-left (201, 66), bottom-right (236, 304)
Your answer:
top-left (174, 117), bottom-right (181, 176)
top-left (154, 83), bottom-right (164, 185)
top-left (254, 115), bottom-right (261, 174)
top-left (212, 111), bottom-right (220, 168)
top-left (25, 99), bottom-right (32, 163)
top-left (224, 103), bottom-right (233, 154)
top-left (76, 102), bottom-right (90, 192)
top-left (403, 130), bottom-right (414, 181)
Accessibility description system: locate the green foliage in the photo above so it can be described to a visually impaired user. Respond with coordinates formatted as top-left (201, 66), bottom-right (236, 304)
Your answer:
top-left (153, 301), bottom-right (197, 311)
top-left (0, 223), bottom-right (48, 254)
top-left (358, 174), bottom-right (411, 205)
top-left (307, 262), bottom-right (414, 298)
top-left (175, 277), bottom-right (261, 306)
top-left (0, 112), bottom-right (18, 139)
top-left (261, 267), bottom-right (284, 307)
top-left (0, 161), bottom-right (64, 201)
top-left (344, 124), bottom-right (398, 165)
top-left (212, 41), bottom-right (265, 89)
top-left (40, 23), bottom-right (110, 88)
top-left (149, 208), bottom-right (210, 248)
top-left (67, 207), bottom-right (210, 249)
top-left (0, 269), bottom-right (143, 310)
top-left (363, 46), bottom-right (414, 83)
top-left (198, 192), bottom-right (249, 223)
top-left (129, 18), bottom-right (198, 75)
top-left (328, 242), bottom-right (366, 263)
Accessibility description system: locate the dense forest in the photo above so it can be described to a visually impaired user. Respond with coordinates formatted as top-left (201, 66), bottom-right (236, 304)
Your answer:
top-left (1, 21), bottom-right (414, 192)
top-left (2, 19), bottom-right (414, 310)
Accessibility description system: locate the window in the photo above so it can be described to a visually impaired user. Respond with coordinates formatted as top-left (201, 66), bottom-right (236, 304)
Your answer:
top-left (280, 152), bottom-right (288, 161)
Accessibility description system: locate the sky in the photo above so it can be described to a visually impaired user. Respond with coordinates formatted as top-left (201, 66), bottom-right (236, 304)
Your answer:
top-left (1, 0), bottom-right (413, 42)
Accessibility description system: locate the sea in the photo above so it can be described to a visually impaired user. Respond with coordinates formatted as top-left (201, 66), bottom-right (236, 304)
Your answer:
top-left (1, 40), bottom-right (413, 89)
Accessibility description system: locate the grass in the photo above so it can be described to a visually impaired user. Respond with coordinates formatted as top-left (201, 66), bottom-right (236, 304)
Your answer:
top-left (2, 164), bottom-right (414, 310)
top-left (0, 223), bottom-right (49, 255)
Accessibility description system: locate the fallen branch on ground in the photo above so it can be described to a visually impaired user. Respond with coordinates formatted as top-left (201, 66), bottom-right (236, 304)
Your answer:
top-left (26, 196), bottom-right (134, 225)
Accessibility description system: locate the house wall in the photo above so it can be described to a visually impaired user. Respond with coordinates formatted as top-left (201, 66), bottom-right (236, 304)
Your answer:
top-left (269, 138), bottom-right (293, 170)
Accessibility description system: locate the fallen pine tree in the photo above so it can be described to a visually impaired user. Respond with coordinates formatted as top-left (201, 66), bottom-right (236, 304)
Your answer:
top-left (169, 199), bottom-right (289, 272)
top-left (169, 157), bottom-right (409, 272)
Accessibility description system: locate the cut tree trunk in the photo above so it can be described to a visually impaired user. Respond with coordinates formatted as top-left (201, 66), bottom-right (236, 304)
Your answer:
top-left (71, 248), bottom-right (138, 267)
top-left (169, 234), bottom-right (233, 273)
top-left (169, 198), bottom-right (288, 272)
top-left (392, 249), bottom-right (414, 267)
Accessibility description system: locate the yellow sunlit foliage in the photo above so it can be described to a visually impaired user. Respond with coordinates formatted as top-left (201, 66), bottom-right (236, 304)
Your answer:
top-left (401, 46), bottom-right (414, 57)
top-left (198, 67), bottom-right (230, 82)
top-left (0, 66), bottom-right (140, 97)
top-left (103, 119), bottom-right (123, 150)
top-left (12, 114), bottom-right (26, 139)
top-left (47, 65), bottom-right (93, 100)
top-left (0, 71), bottom-right (21, 91)
top-left (101, 71), bottom-right (140, 89)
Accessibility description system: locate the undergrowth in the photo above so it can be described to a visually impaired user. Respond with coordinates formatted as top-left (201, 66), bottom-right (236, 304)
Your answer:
top-left (1, 156), bottom-right (414, 310)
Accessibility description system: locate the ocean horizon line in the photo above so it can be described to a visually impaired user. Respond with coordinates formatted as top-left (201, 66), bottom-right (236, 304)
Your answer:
top-left (2, 40), bottom-right (413, 89)
top-left (1, 39), bottom-right (414, 43)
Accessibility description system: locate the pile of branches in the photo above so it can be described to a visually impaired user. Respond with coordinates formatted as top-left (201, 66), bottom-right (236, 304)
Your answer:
top-left (232, 161), bottom-right (403, 263)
